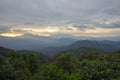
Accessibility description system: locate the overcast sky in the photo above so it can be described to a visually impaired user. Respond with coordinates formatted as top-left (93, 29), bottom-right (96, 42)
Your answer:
top-left (0, 0), bottom-right (120, 38)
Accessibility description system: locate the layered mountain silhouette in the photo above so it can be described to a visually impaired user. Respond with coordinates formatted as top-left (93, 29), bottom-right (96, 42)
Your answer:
top-left (0, 36), bottom-right (120, 57)
top-left (0, 36), bottom-right (77, 50)
top-left (41, 40), bottom-right (120, 56)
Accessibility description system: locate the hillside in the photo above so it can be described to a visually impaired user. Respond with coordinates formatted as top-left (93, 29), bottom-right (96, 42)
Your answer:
top-left (60, 47), bottom-right (104, 58)
top-left (0, 46), bottom-right (51, 64)
top-left (0, 46), bottom-right (120, 80)
top-left (41, 40), bottom-right (120, 56)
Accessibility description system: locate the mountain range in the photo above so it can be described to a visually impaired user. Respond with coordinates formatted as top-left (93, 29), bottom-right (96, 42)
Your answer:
top-left (0, 36), bottom-right (120, 57)
top-left (40, 40), bottom-right (120, 56)
top-left (0, 36), bottom-right (77, 50)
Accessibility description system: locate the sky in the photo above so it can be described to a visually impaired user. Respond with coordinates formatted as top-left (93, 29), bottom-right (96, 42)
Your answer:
top-left (0, 0), bottom-right (120, 38)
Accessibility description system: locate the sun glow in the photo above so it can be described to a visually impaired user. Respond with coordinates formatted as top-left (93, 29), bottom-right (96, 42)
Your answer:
top-left (0, 32), bottom-right (23, 37)
top-left (1, 25), bottom-right (120, 37)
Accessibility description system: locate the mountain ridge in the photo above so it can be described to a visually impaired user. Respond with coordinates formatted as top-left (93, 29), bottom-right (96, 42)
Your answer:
top-left (41, 40), bottom-right (120, 56)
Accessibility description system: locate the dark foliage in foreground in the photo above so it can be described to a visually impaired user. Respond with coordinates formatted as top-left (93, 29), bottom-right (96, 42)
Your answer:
top-left (0, 47), bottom-right (120, 80)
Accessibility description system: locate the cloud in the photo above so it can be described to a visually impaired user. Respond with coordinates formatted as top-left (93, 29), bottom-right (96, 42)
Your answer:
top-left (24, 22), bottom-right (34, 25)
top-left (0, 32), bottom-right (23, 37)
top-left (98, 18), bottom-right (120, 28)
top-left (0, 0), bottom-right (120, 38)
top-left (0, 25), bottom-right (10, 33)
top-left (73, 28), bottom-right (120, 37)
top-left (102, 8), bottom-right (120, 15)
top-left (73, 24), bottom-right (95, 31)
top-left (0, 0), bottom-right (120, 24)
top-left (0, 24), bottom-right (120, 37)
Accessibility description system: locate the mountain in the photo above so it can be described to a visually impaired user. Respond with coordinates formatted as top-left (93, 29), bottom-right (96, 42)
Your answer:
top-left (66, 40), bottom-right (120, 52)
top-left (0, 46), bottom-right (11, 57)
top-left (0, 36), bottom-right (77, 50)
top-left (41, 40), bottom-right (120, 56)
top-left (0, 46), bottom-right (51, 64)
top-left (74, 36), bottom-right (120, 41)
top-left (59, 47), bottom-right (104, 58)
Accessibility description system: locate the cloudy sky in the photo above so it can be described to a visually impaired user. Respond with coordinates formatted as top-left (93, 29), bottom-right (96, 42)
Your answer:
top-left (0, 0), bottom-right (120, 38)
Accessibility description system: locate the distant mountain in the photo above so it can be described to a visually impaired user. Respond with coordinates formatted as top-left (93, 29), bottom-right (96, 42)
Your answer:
top-left (0, 36), bottom-right (77, 50)
top-left (55, 38), bottom-right (77, 45)
top-left (0, 46), bottom-right (51, 64)
top-left (56, 36), bottom-right (120, 41)
top-left (41, 40), bottom-right (120, 56)
top-left (92, 37), bottom-right (120, 41)
top-left (66, 40), bottom-right (120, 52)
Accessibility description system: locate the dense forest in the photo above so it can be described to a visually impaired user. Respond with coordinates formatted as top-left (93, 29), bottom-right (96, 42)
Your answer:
top-left (0, 46), bottom-right (120, 80)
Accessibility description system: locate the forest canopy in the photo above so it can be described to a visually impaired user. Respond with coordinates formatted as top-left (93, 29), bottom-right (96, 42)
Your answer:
top-left (0, 47), bottom-right (120, 80)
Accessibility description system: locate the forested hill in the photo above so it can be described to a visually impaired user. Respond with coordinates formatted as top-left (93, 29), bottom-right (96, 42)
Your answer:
top-left (0, 46), bottom-right (51, 64)
top-left (0, 46), bottom-right (120, 80)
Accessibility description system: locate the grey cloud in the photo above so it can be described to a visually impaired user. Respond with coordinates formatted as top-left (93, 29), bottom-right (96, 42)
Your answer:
top-left (0, 25), bottom-right (10, 33)
top-left (97, 21), bottom-right (120, 28)
top-left (73, 24), bottom-right (95, 30)
top-left (72, 18), bottom-right (120, 30)
top-left (24, 22), bottom-right (34, 25)
top-left (0, 0), bottom-right (120, 38)
top-left (102, 8), bottom-right (120, 15)
top-left (0, 0), bottom-right (120, 25)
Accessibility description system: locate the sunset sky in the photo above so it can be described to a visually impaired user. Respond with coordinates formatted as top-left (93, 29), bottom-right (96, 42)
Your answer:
top-left (0, 0), bottom-right (120, 38)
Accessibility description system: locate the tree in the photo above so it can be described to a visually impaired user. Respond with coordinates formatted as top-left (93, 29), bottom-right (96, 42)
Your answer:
top-left (53, 53), bottom-right (80, 73)
top-left (32, 64), bottom-right (81, 80)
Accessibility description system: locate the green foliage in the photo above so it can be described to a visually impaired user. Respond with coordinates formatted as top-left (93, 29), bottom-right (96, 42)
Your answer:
top-left (0, 50), bottom-right (41, 80)
top-left (27, 53), bottom-right (40, 75)
top-left (0, 60), bottom-right (16, 80)
top-left (32, 64), bottom-right (81, 80)
top-left (0, 47), bottom-right (120, 80)
top-left (79, 60), bottom-right (112, 80)
top-left (53, 53), bottom-right (80, 73)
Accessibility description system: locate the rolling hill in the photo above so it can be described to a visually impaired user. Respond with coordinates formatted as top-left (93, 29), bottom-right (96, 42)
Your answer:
top-left (41, 40), bottom-right (120, 56)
